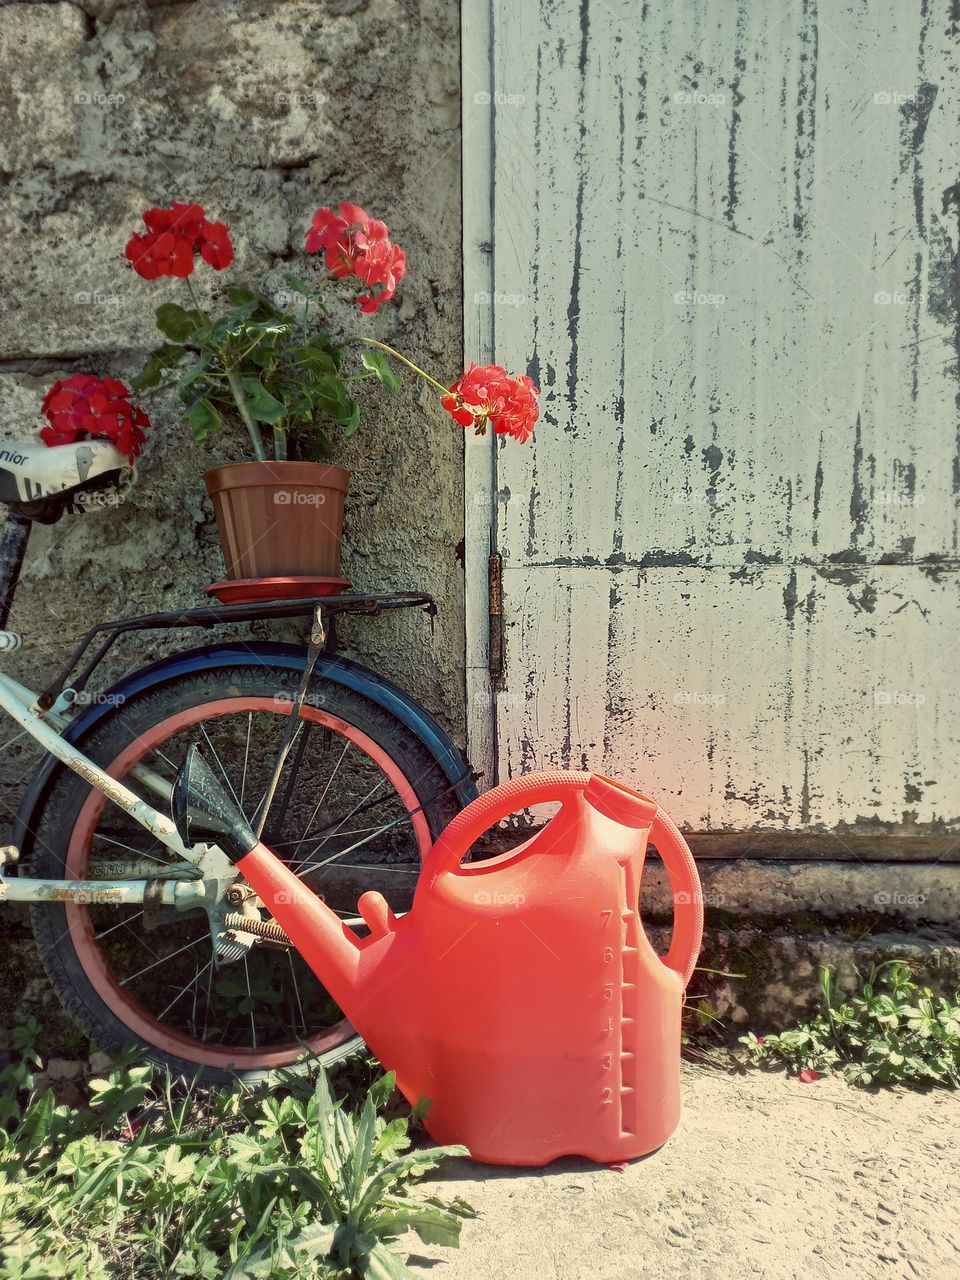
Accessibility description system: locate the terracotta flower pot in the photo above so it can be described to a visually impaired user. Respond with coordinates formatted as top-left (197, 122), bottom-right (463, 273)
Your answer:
top-left (205, 461), bottom-right (350, 580)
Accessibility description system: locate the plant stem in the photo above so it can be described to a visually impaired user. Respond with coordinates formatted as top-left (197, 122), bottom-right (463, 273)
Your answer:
top-left (184, 276), bottom-right (211, 325)
top-left (273, 424), bottom-right (288, 461)
top-left (224, 366), bottom-right (268, 462)
top-left (184, 278), bottom-right (268, 461)
top-left (348, 337), bottom-right (450, 395)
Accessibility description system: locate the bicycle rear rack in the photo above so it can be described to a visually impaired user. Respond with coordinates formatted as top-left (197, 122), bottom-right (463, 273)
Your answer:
top-left (37, 591), bottom-right (436, 710)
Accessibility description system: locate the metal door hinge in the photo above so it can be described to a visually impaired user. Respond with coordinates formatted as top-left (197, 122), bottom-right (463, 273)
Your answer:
top-left (488, 552), bottom-right (503, 680)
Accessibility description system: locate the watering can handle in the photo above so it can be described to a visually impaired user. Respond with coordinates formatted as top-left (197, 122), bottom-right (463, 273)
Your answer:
top-left (424, 771), bottom-right (703, 988)
top-left (422, 770), bottom-right (595, 876)
top-left (648, 806), bottom-right (704, 988)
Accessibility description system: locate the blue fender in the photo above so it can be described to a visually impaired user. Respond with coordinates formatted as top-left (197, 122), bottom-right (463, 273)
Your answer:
top-left (13, 641), bottom-right (477, 856)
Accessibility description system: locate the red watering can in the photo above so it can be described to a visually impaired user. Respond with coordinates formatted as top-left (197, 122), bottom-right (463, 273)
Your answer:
top-left (173, 758), bottom-right (703, 1166)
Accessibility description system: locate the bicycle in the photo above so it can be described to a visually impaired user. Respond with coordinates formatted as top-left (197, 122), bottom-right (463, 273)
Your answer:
top-left (0, 439), bottom-right (477, 1083)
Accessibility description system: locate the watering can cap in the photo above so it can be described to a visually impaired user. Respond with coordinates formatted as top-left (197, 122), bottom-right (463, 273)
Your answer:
top-left (583, 774), bottom-right (657, 828)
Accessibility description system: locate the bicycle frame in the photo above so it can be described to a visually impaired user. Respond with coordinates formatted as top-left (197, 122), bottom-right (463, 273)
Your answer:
top-left (0, 587), bottom-right (451, 914)
top-left (0, 667), bottom-right (235, 906)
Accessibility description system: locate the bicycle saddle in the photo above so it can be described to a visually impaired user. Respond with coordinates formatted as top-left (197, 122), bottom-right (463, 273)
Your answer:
top-left (0, 440), bottom-right (132, 518)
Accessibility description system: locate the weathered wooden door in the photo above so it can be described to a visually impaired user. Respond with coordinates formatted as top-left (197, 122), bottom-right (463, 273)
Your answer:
top-left (463, 0), bottom-right (960, 840)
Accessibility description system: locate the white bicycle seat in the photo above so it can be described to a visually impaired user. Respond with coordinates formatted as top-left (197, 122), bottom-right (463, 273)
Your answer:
top-left (0, 440), bottom-right (132, 508)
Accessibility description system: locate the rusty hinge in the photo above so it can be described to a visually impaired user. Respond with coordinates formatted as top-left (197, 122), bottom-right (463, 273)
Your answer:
top-left (488, 552), bottom-right (503, 681)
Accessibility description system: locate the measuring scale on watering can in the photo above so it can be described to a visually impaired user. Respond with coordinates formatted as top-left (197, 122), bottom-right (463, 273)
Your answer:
top-left (174, 759), bottom-right (704, 1167)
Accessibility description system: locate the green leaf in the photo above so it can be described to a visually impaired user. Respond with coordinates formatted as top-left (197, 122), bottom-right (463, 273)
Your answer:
top-left (361, 348), bottom-right (403, 394)
top-left (177, 352), bottom-right (214, 395)
top-left (359, 1239), bottom-right (421, 1280)
top-left (342, 397), bottom-right (361, 436)
top-left (226, 287), bottom-right (262, 308)
top-left (295, 344), bottom-right (339, 374)
top-left (132, 342), bottom-right (187, 390)
top-left (155, 303), bottom-right (205, 343)
top-left (239, 377), bottom-right (288, 424)
top-left (186, 399), bottom-right (222, 440)
top-left (371, 1203), bottom-right (468, 1248)
top-left (283, 272), bottom-right (317, 296)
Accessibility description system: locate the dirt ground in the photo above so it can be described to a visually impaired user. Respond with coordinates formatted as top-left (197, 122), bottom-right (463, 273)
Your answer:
top-left (418, 1063), bottom-right (960, 1280)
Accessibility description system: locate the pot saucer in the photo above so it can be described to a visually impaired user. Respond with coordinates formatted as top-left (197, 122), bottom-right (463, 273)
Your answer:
top-left (205, 576), bottom-right (352, 605)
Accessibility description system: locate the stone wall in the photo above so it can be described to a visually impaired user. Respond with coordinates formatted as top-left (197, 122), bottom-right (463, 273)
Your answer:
top-left (0, 0), bottom-right (465, 828)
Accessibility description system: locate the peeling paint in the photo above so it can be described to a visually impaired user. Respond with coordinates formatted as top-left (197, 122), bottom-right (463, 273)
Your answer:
top-left (481, 0), bottom-right (960, 831)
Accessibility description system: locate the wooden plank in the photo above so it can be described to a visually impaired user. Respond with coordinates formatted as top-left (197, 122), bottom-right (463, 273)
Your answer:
top-left (500, 563), bottom-right (960, 831)
top-left (473, 1), bottom-right (960, 834)
top-left (681, 834), bottom-right (960, 863)
top-left (462, 0), bottom-right (497, 786)
top-left (498, 0), bottom-right (960, 569)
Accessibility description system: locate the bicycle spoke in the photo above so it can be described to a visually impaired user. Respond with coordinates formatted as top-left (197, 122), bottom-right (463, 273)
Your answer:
top-left (199, 722), bottom-right (244, 814)
top-left (243, 955), bottom-right (257, 1050)
top-left (292, 809), bottom-right (421, 877)
top-left (239, 712), bottom-right (253, 810)
top-left (94, 909), bottom-right (144, 941)
top-left (295, 738), bottom-right (351, 840)
top-left (119, 936), bottom-right (206, 987)
top-left (251, 720), bottom-right (305, 828)
top-left (201, 959), bottom-right (215, 1043)
top-left (288, 950), bottom-right (307, 1034)
top-left (159, 956), bottom-right (213, 1022)
top-left (92, 831), bottom-right (168, 864)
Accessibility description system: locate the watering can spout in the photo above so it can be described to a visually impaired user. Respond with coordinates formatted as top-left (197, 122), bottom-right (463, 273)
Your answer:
top-left (582, 773), bottom-right (659, 828)
top-left (170, 745), bottom-right (367, 1002)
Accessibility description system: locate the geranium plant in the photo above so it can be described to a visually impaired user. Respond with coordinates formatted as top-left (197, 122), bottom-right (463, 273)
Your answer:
top-left (122, 200), bottom-right (539, 462)
top-left (39, 374), bottom-right (151, 460)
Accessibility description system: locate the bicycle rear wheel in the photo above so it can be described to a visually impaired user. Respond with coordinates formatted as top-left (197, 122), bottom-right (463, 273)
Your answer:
top-left (27, 659), bottom-right (467, 1084)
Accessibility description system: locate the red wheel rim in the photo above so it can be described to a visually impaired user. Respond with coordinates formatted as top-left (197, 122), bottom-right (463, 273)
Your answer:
top-left (64, 698), bottom-right (431, 1070)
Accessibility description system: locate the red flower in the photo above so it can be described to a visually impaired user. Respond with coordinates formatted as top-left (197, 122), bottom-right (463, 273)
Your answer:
top-left (798, 1068), bottom-right (821, 1084)
top-left (354, 238), bottom-right (407, 315)
top-left (305, 201), bottom-right (406, 314)
top-left (442, 363), bottom-right (539, 443)
top-left (126, 203), bottom-right (234, 280)
top-left (40, 374), bottom-right (151, 461)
